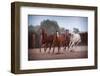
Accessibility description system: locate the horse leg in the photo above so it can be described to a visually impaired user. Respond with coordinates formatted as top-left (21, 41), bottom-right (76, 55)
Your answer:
top-left (49, 43), bottom-right (52, 54)
top-left (70, 42), bottom-right (75, 52)
top-left (43, 44), bottom-right (46, 53)
top-left (64, 44), bottom-right (67, 53)
top-left (63, 43), bottom-right (68, 54)
top-left (44, 43), bottom-right (49, 53)
top-left (40, 44), bottom-right (44, 53)
top-left (53, 46), bottom-right (55, 54)
top-left (67, 42), bottom-right (70, 50)
top-left (58, 46), bottom-right (60, 54)
top-left (73, 40), bottom-right (80, 51)
top-left (40, 45), bottom-right (42, 53)
top-left (69, 41), bottom-right (74, 51)
top-left (61, 42), bottom-right (65, 53)
top-left (40, 43), bottom-right (43, 53)
top-left (52, 44), bottom-right (56, 54)
top-left (64, 42), bottom-right (67, 50)
top-left (75, 40), bottom-right (81, 46)
top-left (68, 41), bottom-right (71, 49)
top-left (68, 41), bottom-right (72, 51)
top-left (40, 44), bottom-right (45, 53)
top-left (64, 45), bottom-right (66, 50)
top-left (46, 43), bottom-right (50, 54)
top-left (44, 46), bottom-right (46, 53)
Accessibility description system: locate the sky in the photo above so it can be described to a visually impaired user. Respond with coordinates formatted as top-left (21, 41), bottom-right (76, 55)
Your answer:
top-left (28, 15), bottom-right (88, 32)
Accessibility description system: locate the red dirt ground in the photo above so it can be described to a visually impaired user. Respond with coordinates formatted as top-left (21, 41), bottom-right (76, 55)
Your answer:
top-left (28, 46), bottom-right (88, 60)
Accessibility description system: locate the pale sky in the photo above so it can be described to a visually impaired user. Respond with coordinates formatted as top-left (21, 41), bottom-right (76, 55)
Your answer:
top-left (28, 15), bottom-right (88, 32)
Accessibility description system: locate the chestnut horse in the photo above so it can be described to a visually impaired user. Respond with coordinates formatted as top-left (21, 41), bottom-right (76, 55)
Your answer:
top-left (52, 31), bottom-right (70, 53)
top-left (40, 28), bottom-right (54, 53)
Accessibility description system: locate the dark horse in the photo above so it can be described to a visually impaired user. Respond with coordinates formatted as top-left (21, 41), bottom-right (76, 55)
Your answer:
top-left (52, 30), bottom-right (70, 53)
top-left (40, 28), bottom-right (54, 53)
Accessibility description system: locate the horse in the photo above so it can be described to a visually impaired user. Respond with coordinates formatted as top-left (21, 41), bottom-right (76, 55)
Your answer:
top-left (52, 31), bottom-right (70, 54)
top-left (63, 30), bottom-right (70, 50)
top-left (40, 28), bottom-right (54, 53)
top-left (68, 29), bottom-right (81, 52)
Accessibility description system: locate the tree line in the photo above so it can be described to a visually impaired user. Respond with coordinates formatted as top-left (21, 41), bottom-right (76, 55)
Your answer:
top-left (28, 19), bottom-right (88, 49)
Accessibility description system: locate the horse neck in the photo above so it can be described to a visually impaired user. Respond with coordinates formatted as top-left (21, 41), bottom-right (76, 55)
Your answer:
top-left (41, 31), bottom-right (47, 39)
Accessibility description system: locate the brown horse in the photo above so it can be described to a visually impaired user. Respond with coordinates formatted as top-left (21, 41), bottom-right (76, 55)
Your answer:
top-left (40, 28), bottom-right (54, 53)
top-left (52, 31), bottom-right (70, 54)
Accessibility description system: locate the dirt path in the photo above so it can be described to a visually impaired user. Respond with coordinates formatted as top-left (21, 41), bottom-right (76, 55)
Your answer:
top-left (28, 46), bottom-right (88, 60)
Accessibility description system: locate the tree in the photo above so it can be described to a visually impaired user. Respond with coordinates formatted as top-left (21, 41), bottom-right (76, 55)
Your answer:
top-left (28, 25), bottom-right (34, 32)
top-left (40, 19), bottom-right (59, 35)
top-left (28, 25), bottom-right (39, 48)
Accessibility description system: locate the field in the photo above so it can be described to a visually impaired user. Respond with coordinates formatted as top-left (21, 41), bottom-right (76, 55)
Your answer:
top-left (28, 46), bottom-right (88, 60)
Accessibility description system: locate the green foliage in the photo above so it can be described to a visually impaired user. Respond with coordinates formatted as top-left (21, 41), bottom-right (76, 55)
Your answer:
top-left (40, 19), bottom-right (60, 35)
top-left (28, 25), bottom-right (34, 33)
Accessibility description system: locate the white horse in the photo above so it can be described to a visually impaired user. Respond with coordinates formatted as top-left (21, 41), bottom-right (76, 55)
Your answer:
top-left (68, 31), bottom-right (81, 51)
